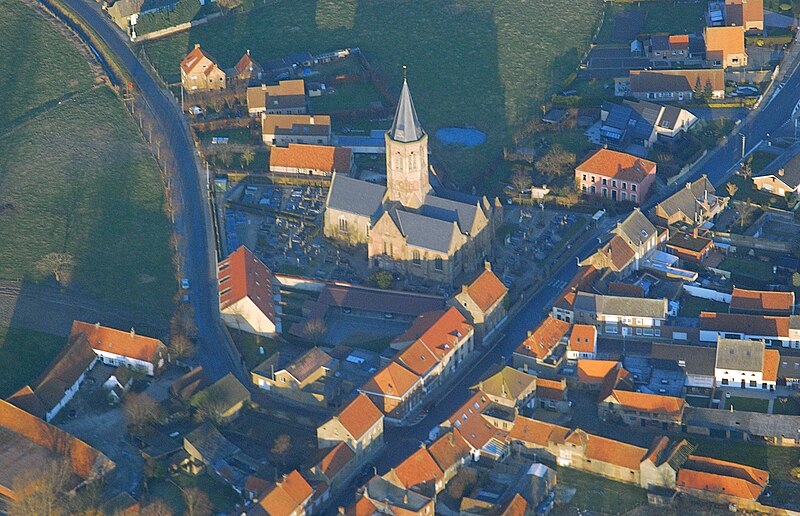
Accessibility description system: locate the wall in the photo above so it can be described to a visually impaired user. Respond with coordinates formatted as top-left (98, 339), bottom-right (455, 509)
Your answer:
top-left (682, 285), bottom-right (732, 303)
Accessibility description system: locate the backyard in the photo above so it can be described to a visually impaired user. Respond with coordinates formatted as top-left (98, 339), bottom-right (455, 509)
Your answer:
top-left (595, 1), bottom-right (707, 44)
top-left (0, 325), bottom-right (64, 397)
top-left (556, 466), bottom-right (647, 514)
top-left (0, 0), bottom-right (175, 311)
top-left (140, 0), bottom-right (603, 188)
top-left (724, 396), bottom-right (770, 413)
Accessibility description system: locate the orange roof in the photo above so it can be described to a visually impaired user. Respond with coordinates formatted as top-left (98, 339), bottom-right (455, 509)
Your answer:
top-left (234, 51), bottom-right (261, 75)
top-left (554, 265), bottom-right (601, 310)
top-left (509, 416), bottom-right (567, 447)
top-left (730, 287), bottom-right (795, 314)
top-left (244, 475), bottom-right (272, 498)
top-left (515, 317), bottom-right (571, 360)
top-left (337, 394), bottom-right (383, 439)
top-left (428, 430), bottom-right (471, 472)
top-left (677, 468), bottom-right (766, 500)
top-left (218, 245), bottom-right (276, 322)
top-left (684, 455), bottom-right (768, 487)
top-left (535, 378), bottom-right (567, 401)
top-left (577, 149), bottom-right (656, 182)
top-left (361, 362), bottom-right (420, 402)
top-left (391, 309), bottom-right (446, 347)
top-left (569, 324), bottom-right (597, 353)
top-left (463, 269), bottom-right (507, 312)
top-left (577, 360), bottom-right (620, 384)
top-left (762, 349), bottom-right (780, 382)
top-left (414, 307), bottom-right (472, 360)
top-left (500, 493), bottom-right (528, 516)
top-left (180, 44), bottom-right (219, 74)
top-left (317, 442), bottom-right (355, 480)
top-left (585, 433), bottom-right (647, 470)
top-left (348, 496), bottom-right (378, 516)
top-left (71, 320), bottom-right (165, 364)
top-left (447, 391), bottom-right (505, 451)
top-left (704, 26), bottom-right (745, 58)
top-left (391, 447), bottom-right (443, 491)
top-left (262, 114), bottom-right (331, 136)
top-left (396, 339), bottom-right (440, 377)
top-left (669, 34), bottom-right (690, 48)
top-left (700, 311), bottom-right (789, 337)
top-left (607, 389), bottom-right (686, 415)
top-left (270, 144), bottom-right (352, 174)
top-left (264, 79), bottom-right (305, 96)
top-left (283, 470), bottom-right (313, 505)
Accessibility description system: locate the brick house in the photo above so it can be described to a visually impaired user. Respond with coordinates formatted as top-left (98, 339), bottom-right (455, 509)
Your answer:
top-left (269, 144), bottom-right (354, 177)
top-left (729, 287), bottom-right (795, 315)
top-left (575, 149), bottom-right (656, 204)
top-left (621, 69), bottom-right (725, 102)
top-left (358, 362), bottom-right (423, 423)
top-left (449, 263), bottom-right (508, 342)
top-left (599, 390), bottom-right (687, 430)
top-left (180, 44), bottom-right (226, 92)
top-left (317, 394), bottom-right (384, 457)
top-left (218, 245), bottom-right (281, 336)
top-left (512, 316), bottom-right (571, 378)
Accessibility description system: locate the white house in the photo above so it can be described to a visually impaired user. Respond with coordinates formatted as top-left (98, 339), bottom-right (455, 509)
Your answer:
top-left (218, 245), bottom-right (281, 336)
top-left (714, 338), bottom-right (779, 390)
top-left (700, 312), bottom-right (799, 349)
top-left (573, 293), bottom-right (669, 337)
top-left (72, 320), bottom-right (168, 376)
top-left (566, 324), bottom-right (597, 360)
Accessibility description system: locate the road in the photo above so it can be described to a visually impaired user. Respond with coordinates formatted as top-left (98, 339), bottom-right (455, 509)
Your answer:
top-left (55, 0), bottom-right (237, 380)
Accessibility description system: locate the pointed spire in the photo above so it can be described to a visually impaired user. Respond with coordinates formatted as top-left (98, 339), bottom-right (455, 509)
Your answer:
top-left (388, 70), bottom-right (424, 143)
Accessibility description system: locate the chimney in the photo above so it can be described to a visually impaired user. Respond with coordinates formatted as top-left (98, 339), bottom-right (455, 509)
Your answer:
top-left (527, 330), bottom-right (533, 338)
top-left (779, 168), bottom-right (785, 176)
top-left (693, 227), bottom-right (698, 238)
top-left (484, 261), bottom-right (492, 272)
top-left (130, 328), bottom-right (135, 337)
top-left (685, 182), bottom-right (692, 189)
top-left (404, 493), bottom-right (409, 504)
top-left (246, 49), bottom-right (250, 55)
top-left (95, 321), bottom-right (101, 328)
top-left (194, 43), bottom-right (200, 49)
top-left (261, 84), bottom-right (267, 91)
top-left (310, 115), bottom-right (315, 124)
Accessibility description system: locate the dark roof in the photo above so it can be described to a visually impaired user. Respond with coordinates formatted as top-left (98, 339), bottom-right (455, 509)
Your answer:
top-left (170, 366), bottom-right (211, 401)
top-left (283, 347), bottom-right (333, 383)
top-left (685, 407), bottom-right (800, 438)
top-left (666, 232), bottom-right (713, 252)
top-left (184, 423), bottom-right (240, 464)
top-left (317, 284), bottom-right (445, 317)
top-left (753, 150), bottom-right (800, 189)
top-left (574, 292), bottom-right (667, 318)
top-left (388, 79), bottom-right (424, 143)
top-left (715, 339), bottom-right (764, 372)
top-left (420, 194), bottom-right (480, 234)
top-left (650, 343), bottom-right (716, 376)
top-left (325, 173), bottom-right (386, 219)
top-left (394, 209), bottom-right (458, 253)
top-left (194, 373), bottom-right (250, 412)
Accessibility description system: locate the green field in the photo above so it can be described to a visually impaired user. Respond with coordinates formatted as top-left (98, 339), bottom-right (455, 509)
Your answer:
top-left (724, 396), bottom-right (770, 413)
top-left (140, 0), bottom-right (603, 188)
top-left (596, 1), bottom-right (707, 44)
top-left (0, 1), bottom-right (175, 311)
top-left (557, 467), bottom-right (647, 514)
top-left (0, 326), bottom-right (64, 397)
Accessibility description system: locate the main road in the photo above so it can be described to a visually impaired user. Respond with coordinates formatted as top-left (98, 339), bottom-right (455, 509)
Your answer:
top-left (56, 0), bottom-right (238, 380)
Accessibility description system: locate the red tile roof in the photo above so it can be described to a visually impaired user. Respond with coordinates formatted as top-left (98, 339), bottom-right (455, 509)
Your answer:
top-left (584, 433), bottom-right (647, 470)
top-left (396, 339), bottom-right (440, 377)
top-left (677, 469), bottom-right (764, 500)
top-left (428, 430), bottom-right (470, 472)
top-left (553, 266), bottom-right (600, 310)
top-left (218, 245), bottom-right (277, 323)
top-left (509, 417), bottom-right (567, 447)
top-left (699, 312), bottom-right (789, 337)
top-left (391, 447), bottom-right (443, 491)
top-left (180, 44), bottom-right (219, 74)
top-left (235, 51), bottom-right (260, 75)
top-left (577, 149), bottom-right (656, 183)
top-left (515, 317), bottom-right (571, 360)
top-left (577, 360), bottom-right (621, 384)
top-left (447, 391), bottom-right (503, 451)
top-left (463, 269), bottom-right (507, 312)
top-left (391, 309), bottom-right (446, 347)
top-left (607, 389), bottom-right (686, 416)
top-left (500, 493), bottom-right (528, 516)
top-left (270, 144), bottom-right (352, 174)
top-left (730, 287), bottom-right (795, 314)
top-left (71, 321), bottom-right (165, 364)
top-left (361, 362), bottom-right (421, 400)
top-left (317, 442), bottom-right (355, 480)
top-left (762, 349), bottom-right (780, 382)
top-left (414, 306), bottom-right (472, 360)
top-left (535, 378), bottom-right (568, 401)
top-left (337, 394), bottom-right (383, 440)
top-left (683, 455), bottom-right (768, 488)
top-left (569, 324), bottom-right (597, 353)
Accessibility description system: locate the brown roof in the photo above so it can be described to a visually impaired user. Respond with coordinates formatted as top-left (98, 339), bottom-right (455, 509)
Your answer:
top-left (337, 394), bottom-right (383, 440)
top-left (577, 149), bottom-right (656, 182)
top-left (762, 349), bottom-right (780, 382)
top-left (514, 316), bottom-right (571, 360)
top-left (317, 442), bottom-right (355, 480)
top-left (678, 455), bottom-right (768, 500)
top-left (169, 366), bottom-right (211, 401)
top-left (629, 69), bottom-right (725, 94)
top-left (284, 347), bottom-right (333, 383)
top-left (730, 287), bottom-right (795, 314)
top-left (607, 390), bottom-right (686, 416)
top-left (218, 245), bottom-right (277, 322)
top-left (262, 114), bottom-right (330, 137)
top-left (585, 433), bottom-right (647, 470)
top-left (608, 282), bottom-right (644, 297)
top-left (500, 493), bottom-right (528, 516)
top-left (726, 0), bottom-right (763, 26)
top-left (318, 284), bottom-right (444, 317)
top-left (669, 34), bottom-right (689, 49)
top-left (704, 26), bottom-right (745, 59)
top-left (474, 365), bottom-right (537, 402)
top-left (180, 44), bottom-right (219, 74)
top-left (428, 430), bottom-right (470, 472)
top-left (535, 378), bottom-right (567, 401)
top-left (71, 321), bottom-right (165, 364)
top-left (361, 361), bottom-right (421, 400)
top-left (509, 416), bottom-right (567, 447)
top-left (390, 447), bottom-right (443, 491)
top-left (269, 144), bottom-right (352, 174)
top-left (463, 269), bottom-right (507, 312)
top-left (700, 311), bottom-right (789, 337)
top-left (569, 324), bottom-right (597, 353)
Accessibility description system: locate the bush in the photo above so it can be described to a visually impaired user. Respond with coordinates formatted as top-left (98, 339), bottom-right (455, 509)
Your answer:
top-left (368, 270), bottom-right (393, 289)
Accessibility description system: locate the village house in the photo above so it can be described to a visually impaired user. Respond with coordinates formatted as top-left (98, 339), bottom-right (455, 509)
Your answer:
top-left (676, 455), bottom-right (768, 509)
top-left (269, 144), bottom-right (354, 177)
top-left (599, 390), bottom-right (687, 430)
top-left (647, 34), bottom-right (700, 65)
top-left (473, 365), bottom-right (537, 411)
top-left (383, 446), bottom-right (445, 497)
top-left (580, 209), bottom-right (660, 275)
top-left (552, 265), bottom-right (601, 323)
top-left (752, 152), bottom-right (800, 196)
top-left (512, 316), bottom-right (571, 378)
top-left (233, 50), bottom-right (263, 84)
top-left (535, 377), bottom-right (571, 413)
top-left (262, 114), bottom-right (331, 147)
top-left (699, 311), bottom-right (799, 348)
top-left (714, 338), bottom-right (779, 390)
top-left (575, 360), bottom-right (633, 397)
top-left (180, 44), bottom-right (226, 92)
top-left (0, 399), bottom-right (114, 502)
top-left (7, 331), bottom-right (97, 422)
top-left (218, 245), bottom-right (281, 336)
top-left (711, 0), bottom-right (764, 31)
top-left (255, 470), bottom-right (314, 516)
top-left (351, 476), bottom-right (434, 515)
top-left (251, 347), bottom-right (339, 407)
top-left (650, 176), bottom-right (727, 227)
top-left (246, 79), bottom-right (307, 116)
top-left (598, 100), bottom-right (697, 151)
top-left (619, 69), bottom-right (725, 102)
top-left (191, 373), bottom-right (250, 421)
top-left (181, 422), bottom-right (243, 480)
top-left (309, 441), bottom-right (356, 493)
top-left (729, 287), bottom-right (795, 316)
top-left (317, 393), bottom-right (384, 458)
top-left (639, 436), bottom-right (696, 490)
top-left (573, 292), bottom-right (669, 337)
top-left (650, 343), bottom-right (717, 396)
top-left (551, 428), bottom-right (649, 486)
top-left (358, 361), bottom-right (424, 422)
top-left (704, 26), bottom-right (747, 67)
top-left (575, 149), bottom-right (656, 203)
top-left (566, 324), bottom-right (598, 360)
top-left (71, 320), bottom-right (167, 376)
top-left (449, 263), bottom-right (508, 342)
top-left (665, 230), bottom-right (714, 263)
top-left (440, 391), bottom-right (511, 461)
top-left (427, 430), bottom-right (471, 484)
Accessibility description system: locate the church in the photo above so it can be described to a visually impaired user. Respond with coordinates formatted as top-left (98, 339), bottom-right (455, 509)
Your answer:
top-left (324, 77), bottom-right (502, 286)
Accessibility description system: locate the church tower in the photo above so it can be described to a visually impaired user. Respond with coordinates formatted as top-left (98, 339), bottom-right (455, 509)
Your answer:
top-left (385, 76), bottom-right (430, 209)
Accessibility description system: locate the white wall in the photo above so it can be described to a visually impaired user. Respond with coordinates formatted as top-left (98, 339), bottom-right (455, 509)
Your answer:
top-left (683, 285), bottom-right (731, 304)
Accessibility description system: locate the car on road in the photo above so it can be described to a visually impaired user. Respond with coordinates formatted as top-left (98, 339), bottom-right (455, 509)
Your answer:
top-left (181, 278), bottom-right (190, 289)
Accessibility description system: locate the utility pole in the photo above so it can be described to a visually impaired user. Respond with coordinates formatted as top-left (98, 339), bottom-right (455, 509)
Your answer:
top-left (741, 133), bottom-right (746, 161)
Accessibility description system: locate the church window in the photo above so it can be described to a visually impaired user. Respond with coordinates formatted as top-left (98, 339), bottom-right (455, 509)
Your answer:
top-left (338, 217), bottom-right (348, 233)
top-left (434, 257), bottom-right (443, 271)
top-left (412, 251), bottom-right (421, 265)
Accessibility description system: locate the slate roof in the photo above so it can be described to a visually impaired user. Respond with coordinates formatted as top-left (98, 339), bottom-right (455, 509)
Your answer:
top-left (282, 347), bottom-right (333, 383)
top-left (574, 292), bottom-right (668, 318)
top-left (753, 146), bottom-right (800, 188)
top-left (184, 423), bottom-right (240, 464)
top-left (700, 311), bottom-right (789, 337)
top-left (685, 406), bottom-right (800, 438)
top-left (394, 209), bottom-right (459, 253)
top-left (195, 373), bottom-right (250, 413)
top-left (650, 343), bottom-right (717, 377)
top-left (615, 208), bottom-right (658, 246)
top-left (262, 114), bottom-right (330, 137)
top-left (421, 194), bottom-right (480, 234)
top-left (325, 173), bottom-right (386, 218)
top-left (715, 338), bottom-right (766, 372)
top-left (629, 69), bottom-right (725, 94)
top-left (388, 78), bottom-right (424, 143)
top-left (653, 175), bottom-right (720, 221)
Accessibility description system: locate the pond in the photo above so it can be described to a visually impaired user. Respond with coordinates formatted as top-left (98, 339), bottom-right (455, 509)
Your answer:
top-left (435, 127), bottom-right (487, 147)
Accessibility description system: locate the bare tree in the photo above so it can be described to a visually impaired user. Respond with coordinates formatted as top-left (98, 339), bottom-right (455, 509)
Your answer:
top-left (536, 145), bottom-right (576, 180)
top-left (510, 167), bottom-right (532, 200)
top-left (123, 392), bottom-right (161, 430)
top-left (182, 487), bottom-right (212, 516)
top-left (218, 149), bottom-right (233, 169)
top-left (241, 149), bottom-right (255, 169)
top-left (36, 252), bottom-right (74, 285)
top-left (726, 182), bottom-right (738, 198)
top-left (169, 334), bottom-right (196, 361)
top-left (191, 388), bottom-right (229, 424)
top-left (303, 318), bottom-right (327, 345)
top-left (139, 499), bottom-right (174, 516)
top-left (741, 159), bottom-right (752, 179)
top-left (8, 459), bottom-right (72, 516)
top-left (171, 304), bottom-right (199, 339)
top-left (271, 434), bottom-right (292, 467)
top-left (739, 199), bottom-right (756, 228)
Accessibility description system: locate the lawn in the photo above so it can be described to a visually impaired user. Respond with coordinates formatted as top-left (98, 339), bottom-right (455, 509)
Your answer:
top-left (725, 174), bottom-right (789, 210)
top-left (596, 1), bottom-right (707, 44)
top-left (147, 473), bottom-right (240, 514)
top-left (0, 325), bottom-right (64, 397)
top-left (719, 255), bottom-right (775, 280)
top-left (773, 395), bottom-right (800, 415)
top-left (0, 0), bottom-right (94, 125)
top-left (309, 81), bottom-right (385, 113)
top-left (679, 297), bottom-right (728, 317)
top-left (724, 396), bottom-right (770, 413)
top-left (140, 0), bottom-right (603, 188)
top-left (230, 329), bottom-right (281, 369)
top-left (556, 467), bottom-right (647, 514)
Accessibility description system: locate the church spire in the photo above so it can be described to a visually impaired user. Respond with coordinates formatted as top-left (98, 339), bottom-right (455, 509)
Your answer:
top-left (388, 71), bottom-right (424, 143)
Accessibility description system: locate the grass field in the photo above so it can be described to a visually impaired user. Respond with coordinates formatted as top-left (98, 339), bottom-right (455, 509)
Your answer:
top-left (596, 1), bottom-right (707, 44)
top-left (724, 396), bottom-right (770, 413)
top-left (0, 1), bottom-right (175, 311)
top-left (148, 473), bottom-right (240, 514)
top-left (557, 467), bottom-right (647, 514)
top-left (679, 297), bottom-right (728, 317)
top-left (141, 0), bottom-right (603, 187)
top-left (0, 325), bottom-right (64, 397)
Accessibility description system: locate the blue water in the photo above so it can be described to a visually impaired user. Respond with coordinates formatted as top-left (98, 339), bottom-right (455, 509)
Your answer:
top-left (435, 127), bottom-right (487, 147)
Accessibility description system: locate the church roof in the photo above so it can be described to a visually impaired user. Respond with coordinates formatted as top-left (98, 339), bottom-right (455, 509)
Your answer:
top-left (421, 194), bottom-right (480, 235)
top-left (393, 209), bottom-right (459, 254)
top-left (388, 79), bottom-right (424, 143)
top-left (326, 173), bottom-right (386, 219)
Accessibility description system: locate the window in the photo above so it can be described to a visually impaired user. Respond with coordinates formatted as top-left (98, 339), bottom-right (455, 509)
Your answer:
top-left (601, 188), bottom-right (607, 197)
top-left (602, 178), bottom-right (607, 185)
top-left (582, 174), bottom-right (587, 181)
top-left (338, 217), bottom-right (348, 233)
top-left (412, 250), bottom-right (421, 265)
top-left (622, 182), bottom-right (627, 190)
top-left (621, 192), bottom-right (627, 201)
top-left (631, 194), bottom-right (636, 202)
top-left (591, 175), bottom-right (596, 183)
top-left (612, 180), bottom-right (617, 187)
top-left (434, 257), bottom-right (443, 271)
top-left (631, 184), bottom-right (637, 192)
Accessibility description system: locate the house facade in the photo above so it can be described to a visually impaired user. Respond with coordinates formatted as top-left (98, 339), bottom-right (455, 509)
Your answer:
top-left (599, 390), bottom-right (687, 431)
top-left (573, 293), bottom-right (669, 337)
top-left (714, 338), bottom-right (779, 390)
top-left (512, 316), bottom-right (571, 378)
top-left (218, 245), bottom-right (281, 336)
top-left (576, 149), bottom-right (656, 204)
top-left (566, 324), bottom-right (597, 360)
top-left (72, 321), bottom-right (166, 376)
top-left (358, 361), bottom-right (424, 422)
top-left (246, 80), bottom-right (307, 116)
top-left (180, 44), bottom-right (226, 92)
top-left (449, 264), bottom-right (508, 342)
top-left (269, 144), bottom-right (353, 177)
top-left (262, 114), bottom-right (331, 147)
top-left (316, 394), bottom-right (384, 457)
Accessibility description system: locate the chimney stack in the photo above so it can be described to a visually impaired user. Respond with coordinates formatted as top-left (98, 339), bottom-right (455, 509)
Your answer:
top-left (95, 321), bottom-right (101, 328)
top-left (484, 261), bottom-right (492, 272)
top-left (693, 227), bottom-right (698, 238)
top-left (194, 43), bottom-right (200, 49)
top-left (130, 328), bottom-right (135, 337)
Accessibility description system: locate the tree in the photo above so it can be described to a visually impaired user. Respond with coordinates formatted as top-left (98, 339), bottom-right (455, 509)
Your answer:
top-left (241, 149), bottom-right (255, 169)
top-left (171, 304), bottom-right (198, 339)
top-left (218, 149), bottom-right (233, 169)
top-left (303, 318), bottom-right (327, 345)
top-left (739, 199), bottom-right (756, 228)
top-left (139, 499), bottom-right (174, 516)
top-left (792, 272), bottom-right (800, 288)
top-left (169, 333), bottom-right (196, 361)
top-left (510, 167), bottom-right (532, 200)
top-left (368, 270), bottom-right (393, 289)
top-left (190, 389), bottom-right (228, 425)
top-left (36, 252), bottom-right (74, 285)
top-left (216, 0), bottom-right (243, 11)
top-left (8, 460), bottom-right (72, 516)
top-left (726, 182), bottom-right (739, 197)
top-left (182, 488), bottom-right (212, 516)
top-left (741, 158), bottom-right (752, 179)
top-left (271, 434), bottom-right (292, 467)
top-left (536, 144), bottom-right (576, 180)
top-left (123, 392), bottom-right (161, 430)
